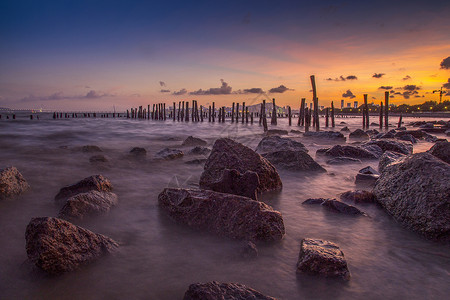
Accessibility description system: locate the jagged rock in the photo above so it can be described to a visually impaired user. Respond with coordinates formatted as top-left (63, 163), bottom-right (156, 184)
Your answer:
top-left (188, 146), bottom-right (211, 155)
top-left (419, 122), bottom-right (434, 129)
top-left (395, 130), bottom-right (430, 139)
top-left (303, 198), bottom-right (366, 215)
top-left (54, 175), bottom-right (112, 204)
top-left (317, 145), bottom-right (379, 159)
top-left (182, 136), bottom-right (207, 147)
top-left (255, 136), bottom-right (307, 154)
top-left (397, 134), bottom-right (417, 144)
top-left (340, 122), bottom-right (347, 124)
top-left (129, 147), bottom-right (146, 157)
top-left (397, 126), bottom-right (406, 131)
top-left (378, 151), bottom-right (406, 173)
top-left (262, 150), bottom-right (326, 172)
top-left (365, 129), bottom-right (379, 136)
top-left (240, 241), bottom-right (258, 259)
top-left (183, 281), bottom-right (277, 300)
top-left (89, 155), bottom-right (108, 163)
top-left (363, 139), bottom-right (412, 155)
top-left (340, 126), bottom-right (350, 132)
top-left (25, 217), bottom-right (118, 275)
top-left (340, 190), bottom-right (376, 204)
top-left (267, 129), bottom-right (288, 136)
top-left (427, 140), bottom-right (450, 164)
top-left (199, 138), bottom-right (282, 193)
top-left (355, 173), bottom-right (379, 185)
top-left (158, 188), bottom-right (285, 242)
top-left (360, 144), bottom-right (383, 158)
top-left (155, 148), bottom-right (184, 160)
top-left (373, 153), bottom-right (450, 241)
top-left (206, 169), bottom-right (259, 200)
top-left (327, 157), bottom-right (362, 165)
top-left (349, 129), bottom-right (369, 140)
top-left (185, 159), bottom-right (207, 165)
top-left (303, 131), bottom-right (346, 141)
top-left (82, 145), bottom-right (102, 153)
top-left (296, 238), bottom-right (350, 280)
top-left (58, 191), bottom-right (118, 220)
top-left (374, 130), bottom-right (396, 139)
top-left (359, 166), bottom-right (379, 175)
top-left (0, 167), bottom-right (29, 200)
top-left (302, 198), bottom-right (327, 205)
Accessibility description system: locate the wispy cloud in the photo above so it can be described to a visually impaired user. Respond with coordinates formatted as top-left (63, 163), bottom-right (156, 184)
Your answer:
top-left (20, 90), bottom-right (115, 102)
top-left (190, 79), bottom-right (232, 95)
top-left (378, 86), bottom-right (393, 90)
top-left (160, 89), bottom-right (171, 93)
top-left (268, 85), bottom-right (293, 93)
top-left (173, 88), bottom-right (187, 96)
top-left (342, 89), bottom-right (355, 98)
top-left (159, 81), bottom-right (166, 87)
top-left (372, 73), bottom-right (385, 78)
top-left (402, 75), bottom-right (411, 81)
top-left (326, 75), bottom-right (358, 81)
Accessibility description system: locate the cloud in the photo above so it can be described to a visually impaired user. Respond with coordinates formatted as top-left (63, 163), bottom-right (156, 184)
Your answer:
top-left (20, 90), bottom-right (114, 102)
top-left (400, 85), bottom-right (420, 99)
top-left (443, 78), bottom-right (450, 89)
top-left (234, 88), bottom-right (265, 94)
top-left (268, 85), bottom-right (293, 93)
top-left (403, 75), bottom-right (411, 81)
top-left (159, 81), bottom-right (166, 87)
top-left (190, 79), bottom-right (232, 95)
top-left (342, 90), bottom-right (355, 99)
top-left (378, 86), bottom-right (393, 90)
top-left (173, 88), bottom-right (187, 96)
top-left (160, 89), bottom-right (171, 93)
top-left (403, 85), bottom-right (420, 92)
top-left (440, 57), bottom-right (450, 69)
top-left (372, 73), bottom-right (385, 78)
top-left (85, 90), bottom-right (113, 99)
top-left (326, 75), bottom-right (358, 81)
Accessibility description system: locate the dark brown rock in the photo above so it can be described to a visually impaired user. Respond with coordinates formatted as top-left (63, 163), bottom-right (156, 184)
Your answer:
top-left (158, 188), bottom-right (285, 242)
top-left (25, 217), bottom-right (118, 275)
top-left (0, 166), bottom-right (29, 200)
top-left (206, 169), bottom-right (259, 200)
top-left (182, 136), bottom-right (207, 147)
top-left (317, 145), bottom-right (379, 159)
top-left (302, 198), bottom-right (327, 205)
top-left (188, 146), bottom-right (211, 155)
top-left (340, 190), bottom-right (376, 204)
top-left (326, 157), bottom-right (362, 165)
top-left (378, 151), bottom-right (406, 173)
top-left (262, 150), bottom-right (326, 172)
top-left (199, 138), bottom-right (282, 193)
top-left (183, 281), bottom-right (277, 300)
top-left (54, 175), bottom-right (113, 204)
top-left (427, 140), bottom-right (450, 164)
top-left (58, 191), bottom-right (118, 221)
top-left (129, 147), bottom-right (147, 157)
top-left (349, 129), bottom-right (369, 140)
top-left (185, 159), bottom-right (207, 165)
top-left (363, 139), bottom-right (413, 155)
top-left (397, 134), bottom-right (417, 144)
top-left (266, 129), bottom-right (288, 136)
top-left (340, 126), bottom-right (350, 132)
top-left (241, 241), bottom-right (258, 259)
top-left (321, 199), bottom-right (366, 216)
top-left (155, 148), bottom-right (184, 160)
top-left (255, 136), bottom-right (307, 154)
top-left (303, 131), bottom-right (346, 141)
top-left (89, 155), bottom-right (108, 163)
top-left (296, 238), bottom-right (350, 280)
top-left (82, 145), bottom-right (102, 153)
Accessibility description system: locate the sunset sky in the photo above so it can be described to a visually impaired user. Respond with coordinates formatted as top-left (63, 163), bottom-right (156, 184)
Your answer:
top-left (1, 0), bottom-right (450, 111)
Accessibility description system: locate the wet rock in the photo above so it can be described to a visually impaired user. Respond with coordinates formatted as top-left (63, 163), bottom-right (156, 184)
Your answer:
top-left (267, 129), bottom-right (289, 136)
top-left (255, 136), bottom-right (307, 154)
top-left (321, 199), bottom-right (366, 215)
top-left (317, 145), bottom-right (379, 159)
top-left (290, 129), bottom-right (302, 134)
top-left (129, 147), bottom-right (147, 157)
top-left (427, 140), bottom-right (450, 164)
top-left (359, 166), bottom-right (379, 175)
top-left (374, 131), bottom-right (396, 139)
top-left (360, 144), bottom-right (383, 158)
top-left (199, 138), bottom-right (282, 193)
top-left (302, 198), bottom-right (327, 205)
top-left (185, 159), bottom-right (207, 165)
top-left (206, 169), bottom-right (259, 200)
top-left (182, 136), bottom-right (207, 147)
top-left (240, 241), bottom-right (258, 259)
top-left (183, 281), bottom-right (277, 300)
top-left (25, 217), bottom-right (118, 275)
top-left (419, 122), bottom-right (434, 129)
top-left (363, 139), bottom-right (412, 155)
top-left (296, 238), bottom-right (350, 280)
top-left (394, 130), bottom-right (429, 139)
top-left (155, 148), bottom-right (184, 160)
top-left (58, 191), bottom-right (118, 221)
top-left (370, 122), bottom-right (379, 127)
top-left (349, 129), bottom-right (369, 140)
top-left (327, 157), bottom-right (362, 165)
top-left (89, 155), bottom-right (108, 163)
top-left (303, 131), bottom-right (346, 141)
top-left (355, 173), bottom-right (379, 185)
top-left (54, 175), bottom-right (112, 204)
top-left (373, 152), bottom-right (450, 242)
top-left (340, 190), bottom-right (376, 204)
top-left (365, 129), bottom-right (379, 136)
top-left (397, 134), bottom-right (417, 144)
top-left (82, 145), bottom-right (102, 153)
top-left (446, 129), bottom-right (450, 136)
top-left (397, 126), bottom-right (406, 131)
top-left (158, 188), bottom-right (285, 242)
top-left (188, 146), bottom-right (211, 156)
top-left (0, 166), bottom-right (29, 200)
top-left (378, 151), bottom-right (406, 173)
top-left (340, 121), bottom-right (347, 124)
top-left (262, 150), bottom-right (326, 172)
top-left (340, 126), bottom-right (350, 132)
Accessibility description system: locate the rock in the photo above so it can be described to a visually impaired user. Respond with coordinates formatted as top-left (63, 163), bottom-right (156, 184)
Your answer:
top-left (158, 188), bottom-right (285, 242)
top-left (365, 129), bottom-right (379, 136)
top-left (182, 136), bottom-right (207, 147)
top-left (241, 241), bottom-right (258, 259)
top-left (267, 129), bottom-right (289, 135)
top-left (363, 139), bottom-right (412, 155)
top-left (349, 129), bottom-right (369, 140)
top-left (340, 126), bottom-right (350, 132)
top-left (397, 134), bottom-right (417, 144)
top-left (188, 146), bottom-right (211, 155)
top-left (370, 122), bottom-right (379, 126)
top-left (397, 126), bottom-right (406, 131)
top-left (206, 169), bottom-right (259, 200)
top-left (290, 129), bottom-right (302, 134)
top-left (25, 217), bottom-right (118, 275)
top-left (155, 148), bottom-right (184, 160)
top-left (327, 157), bottom-right (362, 165)
top-left (129, 147), bottom-right (146, 157)
top-left (374, 129), bottom-right (396, 139)
top-left (183, 281), bottom-right (277, 300)
top-left (355, 173), bottom-right (379, 185)
top-left (318, 145), bottom-right (379, 159)
top-left (262, 150), bottom-right (326, 172)
top-left (427, 140), bottom-right (450, 164)
top-left (54, 175), bottom-right (113, 204)
top-left (419, 122), bottom-right (434, 129)
top-left (321, 199), bottom-right (366, 215)
top-left (394, 130), bottom-right (429, 139)
top-left (359, 166), bottom-right (379, 175)
top-left (199, 138), bottom-right (282, 193)
top-left (340, 121), bottom-right (347, 124)
top-left (302, 198), bottom-right (327, 205)
top-left (82, 145), bottom-right (102, 153)
top-left (58, 191), bottom-right (118, 220)
top-left (255, 136), bottom-right (307, 154)
top-left (340, 190), bottom-right (376, 204)
top-left (378, 151), bottom-right (406, 173)
top-left (446, 130), bottom-right (450, 136)
top-left (296, 238), bottom-right (350, 280)
top-left (303, 131), bottom-right (346, 141)
top-left (360, 144), bottom-right (383, 158)
top-left (373, 153), bottom-right (450, 241)
top-left (0, 167), bottom-right (29, 200)
top-left (89, 155), bottom-right (108, 163)
top-left (185, 159), bottom-right (207, 165)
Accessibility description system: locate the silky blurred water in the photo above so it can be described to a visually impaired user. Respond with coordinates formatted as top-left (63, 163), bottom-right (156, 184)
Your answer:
top-left (0, 113), bottom-right (449, 300)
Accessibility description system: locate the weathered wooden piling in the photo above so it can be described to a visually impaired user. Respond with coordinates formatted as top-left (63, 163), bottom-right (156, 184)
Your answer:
top-left (271, 98), bottom-right (277, 125)
top-left (262, 100), bottom-right (268, 132)
top-left (208, 105), bottom-right (212, 122)
top-left (212, 102), bottom-right (215, 122)
top-left (379, 102), bottom-right (383, 129)
top-left (362, 106), bottom-right (366, 129)
top-left (325, 108), bottom-right (329, 127)
top-left (200, 105), bottom-right (204, 122)
top-left (331, 101), bottom-right (335, 127)
top-left (251, 112), bottom-right (253, 124)
top-left (364, 94), bottom-right (369, 128)
top-left (231, 102), bottom-right (235, 123)
top-left (310, 75), bottom-right (319, 131)
top-left (241, 102), bottom-right (245, 123)
top-left (222, 106), bottom-right (226, 123)
top-left (305, 107), bottom-right (309, 132)
top-left (259, 102), bottom-right (263, 125)
top-left (163, 103), bottom-right (166, 120)
top-left (299, 98), bottom-right (305, 126)
top-left (384, 91), bottom-right (389, 129)
top-left (185, 102), bottom-right (189, 122)
top-left (245, 107), bottom-right (249, 123)
top-left (288, 106), bottom-right (292, 126)
top-left (398, 114), bottom-right (402, 128)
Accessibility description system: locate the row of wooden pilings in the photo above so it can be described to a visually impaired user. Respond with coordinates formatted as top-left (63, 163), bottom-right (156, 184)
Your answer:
top-left (52, 112), bottom-right (122, 119)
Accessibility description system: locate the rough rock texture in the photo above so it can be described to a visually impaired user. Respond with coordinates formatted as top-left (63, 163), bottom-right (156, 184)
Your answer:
top-left (374, 131), bottom-right (396, 139)
top-left (340, 126), bottom-right (350, 132)
top-left (360, 144), bottom-right (383, 158)
top-left (302, 198), bottom-right (328, 205)
top-left (54, 175), bottom-right (113, 204)
top-left (185, 159), bottom-right (207, 165)
top-left (183, 281), bottom-right (277, 300)
top-left (359, 166), bottom-right (379, 175)
top-left (188, 146), bottom-right (211, 156)
top-left (25, 217), bottom-right (118, 275)
top-left (327, 157), bottom-right (362, 165)
top-left (303, 198), bottom-right (365, 215)
top-left (82, 145), bottom-right (102, 153)
top-left (207, 169), bottom-right (259, 200)
top-left (155, 148), bottom-right (184, 160)
top-left (255, 136), bottom-right (307, 154)
top-left (446, 129), bottom-right (450, 136)
top-left (340, 190), bottom-right (376, 204)
top-left (158, 188), bottom-right (285, 242)
top-left (262, 150), bottom-right (326, 172)
top-left (59, 191), bottom-right (118, 220)
top-left (266, 129), bottom-right (288, 136)
top-left (200, 138), bottom-right (282, 193)
top-left (363, 139), bottom-right (413, 155)
top-left (241, 241), bottom-right (258, 258)
top-left (89, 155), bottom-right (109, 163)
top-left (378, 151), bottom-right (406, 173)
top-left (373, 152), bottom-right (450, 242)
top-left (317, 145), bottom-right (379, 159)
top-left (397, 134), bottom-right (417, 144)
top-left (129, 147), bottom-right (147, 157)
top-left (395, 130), bottom-right (428, 139)
top-left (182, 136), bottom-right (207, 147)
top-left (427, 140), bottom-right (450, 164)
top-left (355, 173), bottom-right (379, 186)
top-left (349, 129), bottom-right (369, 140)
top-left (296, 238), bottom-right (350, 280)
top-left (303, 131), bottom-right (346, 141)
top-left (0, 167), bottom-right (29, 200)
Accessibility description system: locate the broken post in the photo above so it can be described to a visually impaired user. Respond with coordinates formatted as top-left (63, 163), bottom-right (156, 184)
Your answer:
top-left (384, 91), bottom-right (389, 129)
top-left (271, 98), bottom-right (277, 125)
top-left (310, 75), bottom-right (319, 131)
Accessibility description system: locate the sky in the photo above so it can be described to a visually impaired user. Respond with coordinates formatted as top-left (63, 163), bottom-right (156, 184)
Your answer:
top-left (1, 0), bottom-right (450, 111)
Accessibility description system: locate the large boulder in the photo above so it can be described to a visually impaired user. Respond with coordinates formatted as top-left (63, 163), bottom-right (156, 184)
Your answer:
top-left (427, 140), bottom-right (450, 164)
top-left (317, 145), bottom-right (379, 159)
top-left (262, 150), bottom-right (326, 172)
top-left (200, 138), bottom-right (282, 193)
top-left (373, 153), bottom-right (450, 241)
top-left (182, 136), bottom-right (207, 147)
top-left (54, 175), bottom-right (113, 204)
top-left (0, 167), bottom-right (29, 200)
top-left (25, 217), bottom-right (118, 275)
top-left (296, 238), bottom-right (350, 280)
top-left (59, 191), bottom-right (118, 220)
top-left (396, 134), bottom-right (417, 144)
top-left (394, 130), bottom-right (428, 139)
top-left (363, 139), bottom-right (412, 155)
top-left (349, 129), bottom-right (369, 140)
top-left (206, 169), bottom-right (259, 200)
top-left (183, 281), bottom-right (277, 300)
top-left (158, 188), bottom-right (285, 242)
top-left (303, 131), bottom-right (346, 141)
top-left (378, 151), bottom-right (406, 173)
top-left (255, 136), bottom-right (307, 154)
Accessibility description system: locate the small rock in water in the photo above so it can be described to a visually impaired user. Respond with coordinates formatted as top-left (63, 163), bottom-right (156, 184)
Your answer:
top-left (290, 129), bottom-right (302, 134)
top-left (397, 134), bottom-right (417, 144)
top-left (303, 131), bottom-right (346, 141)
top-left (183, 281), bottom-right (277, 300)
top-left (155, 148), bottom-right (184, 160)
top-left (207, 168), bottom-right (259, 200)
top-left (427, 140), bottom-right (450, 164)
top-left (184, 159), bottom-right (207, 165)
top-left (321, 199), bottom-right (366, 215)
top-left (54, 175), bottom-right (113, 204)
top-left (188, 146), bottom-right (211, 156)
top-left (340, 126), bottom-right (350, 132)
top-left (340, 190), bottom-right (376, 204)
top-left (327, 157), bottom-right (362, 165)
top-left (363, 139), bottom-right (412, 155)
top-left (318, 145), bottom-right (379, 159)
top-left (82, 145), bottom-right (102, 153)
top-left (262, 150), bottom-right (326, 172)
top-left (256, 136), bottom-right (307, 154)
top-left (0, 166), bottom-right (29, 200)
top-left (129, 147), bottom-right (147, 157)
top-left (359, 166), bottom-right (379, 175)
top-left (296, 238), bottom-right (350, 280)
top-left (302, 198), bottom-right (327, 205)
top-left (89, 155), bottom-right (109, 163)
top-left (349, 129), bottom-right (369, 140)
top-left (266, 129), bottom-right (289, 135)
top-left (240, 241), bottom-right (258, 259)
top-left (58, 190), bottom-right (118, 221)
top-left (182, 136), bottom-right (207, 147)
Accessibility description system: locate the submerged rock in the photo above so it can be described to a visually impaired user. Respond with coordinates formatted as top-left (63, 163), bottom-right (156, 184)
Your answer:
top-left (59, 191), bottom-right (118, 220)
top-left (378, 151), bottom-right (406, 173)
top-left (427, 140), bottom-right (450, 164)
top-left (373, 152), bottom-right (450, 242)
top-left (241, 241), bottom-right (258, 259)
top-left (303, 198), bottom-right (366, 215)
top-left (363, 139), bottom-right (412, 155)
top-left (200, 138), bottom-right (282, 193)
top-left (255, 136), bottom-right (307, 154)
top-left (267, 129), bottom-right (289, 136)
top-left (303, 131), bottom-right (346, 141)
top-left (355, 166), bottom-right (379, 186)
top-left (302, 198), bottom-right (328, 205)
top-left (89, 155), bottom-right (109, 163)
top-left (397, 134), bottom-right (417, 144)
top-left (188, 146), bottom-right (211, 156)
top-left (206, 169), bottom-right (259, 200)
top-left (340, 126), bottom-right (350, 132)
top-left (155, 148), bottom-right (184, 160)
top-left (185, 159), bottom-right (207, 165)
top-left (82, 145), bottom-right (102, 153)
top-left (0, 166), bottom-right (29, 200)
top-left (54, 175), bottom-right (113, 204)
top-left (340, 190), bottom-right (376, 204)
top-left (158, 188), bottom-right (285, 242)
top-left (129, 147), bottom-right (147, 157)
top-left (182, 136), bottom-right (207, 147)
top-left (349, 129), bottom-right (369, 140)
top-left (25, 217), bottom-right (118, 275)
top-left (317, 145), bottom-right (379, 159)
top-left (262, 150), bottom-right (326, 172)
top-left (327, 157), bottom-right (362, 165)
top-left (296, 238), bottom-right (350, 280)
top-left (183, 281), bottom-right (277, 300)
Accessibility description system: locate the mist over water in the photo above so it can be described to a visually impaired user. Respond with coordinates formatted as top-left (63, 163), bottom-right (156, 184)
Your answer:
top-left (0, 114), bottom-right (449, 299)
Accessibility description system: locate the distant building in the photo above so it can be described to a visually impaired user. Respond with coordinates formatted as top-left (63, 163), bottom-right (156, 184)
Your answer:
top-left (341, 100), bottom-right (344, 109)
top-left (354, 101), bottom-right (358, 108)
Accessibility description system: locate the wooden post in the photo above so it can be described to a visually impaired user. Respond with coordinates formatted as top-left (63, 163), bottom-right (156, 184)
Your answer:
top-left (310, 75), bottom-right (319, 131)
top-left (364, 94), bottom-right (369, 128)
top-left (177, 102), bottom-right (181, 121)
top-left (222, 106), bottom-right (226, 123)
top-left (185, 102), bottom-right (189, 122)
top-left (251, 112), bottom-right (253, 124)
top-left (305, 107), bottom-right (309, 132)
top-left (191, 100), bottom-right (195, 121)
top-left (362, 106), bottom-right (366, 129)
top-left (298, 98), bottom-right (305, 126)
top-left (231, 102), bottom-right (235, 123)
top-left (241, 102), bottom-right (245, 123)
top-left (331, 101), bottom-right (335, 127)
top-left (235, 102), bottom-right (239, 123)
top-left (181, 101), bottom-right (185, 121)
top-left (262, 101), bottom-right (268, 132)
top-left (245, 107), bottom-right (249, 123)
top-left (126, 110), bottom-right (129, 119)
top-left (208, 105), bottom-right (211, 122)
top-left (398, 114), bottom-right (402, 128)
top-left (379, 102), bottom-right (383, 129)
top-left (325, 108), bottom-right (329, 127)
top-left (259, 102), bottom-right (263, 125)
top-left (384, 91), bottom-right (389, 129)
top-left (288, 106), bottom-right (292, 126)
top-left (271, 98), bottom-right (277, 125)
top-left (200, 105), bottom-right (204, 122)
top-left (212, 102), bottom-right (215, 122)
top-left (163, 103), bottom-right (166, 120)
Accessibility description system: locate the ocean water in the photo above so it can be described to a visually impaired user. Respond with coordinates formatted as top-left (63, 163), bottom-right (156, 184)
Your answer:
top-left (0, 114), bottom-right (449, 299)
